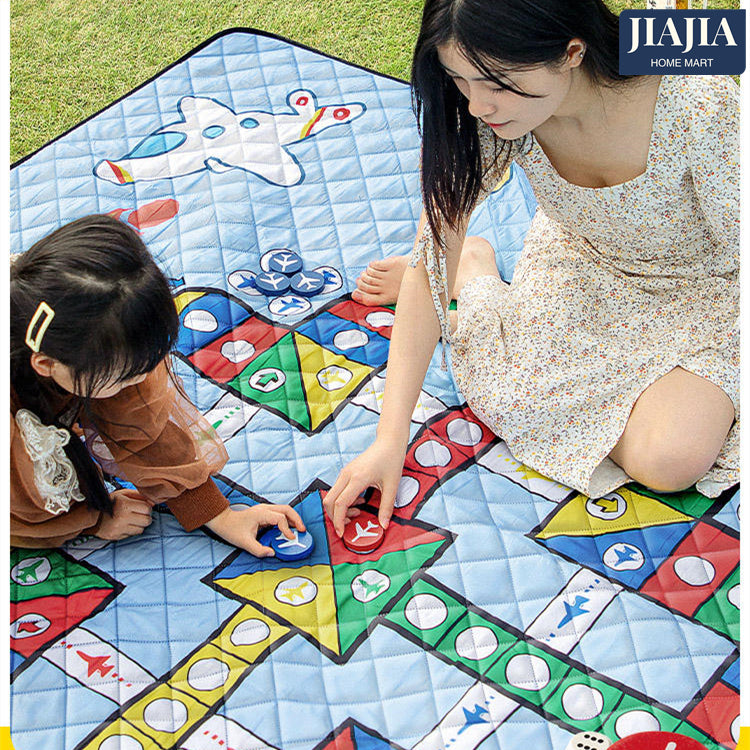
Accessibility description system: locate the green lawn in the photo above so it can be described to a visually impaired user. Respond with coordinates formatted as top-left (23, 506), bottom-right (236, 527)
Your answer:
top-left (10, 0), bottom-right (740, 163)
top-left (10, 0), bottom-right (422, 162)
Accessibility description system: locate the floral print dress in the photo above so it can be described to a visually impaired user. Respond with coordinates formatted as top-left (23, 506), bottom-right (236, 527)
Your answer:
top-left (412, 75), bottom-right (739, 498)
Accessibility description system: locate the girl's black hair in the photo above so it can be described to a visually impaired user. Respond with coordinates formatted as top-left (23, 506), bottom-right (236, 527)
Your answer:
top-left (412, 0), bottom-right (634, 236)
top-left (11, 214), bottom-right (179, 514)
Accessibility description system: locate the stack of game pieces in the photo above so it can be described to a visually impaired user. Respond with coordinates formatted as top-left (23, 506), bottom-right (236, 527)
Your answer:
top-left (254, 249), bottom-right (325, 298)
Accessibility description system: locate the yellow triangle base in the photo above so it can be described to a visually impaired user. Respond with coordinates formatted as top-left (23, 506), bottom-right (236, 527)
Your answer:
top-left (294, 332), bottom-right (373, 430)
top-left (537, 487), bottom-right (693, 539)
top-left (174, 290), bottom-right (206, 315)
top-left (214, 564), bottom-right (340, 655)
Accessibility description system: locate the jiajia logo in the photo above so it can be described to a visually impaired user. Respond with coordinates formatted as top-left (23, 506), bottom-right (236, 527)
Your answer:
top-left (619, 9), bottom-right (746, 74)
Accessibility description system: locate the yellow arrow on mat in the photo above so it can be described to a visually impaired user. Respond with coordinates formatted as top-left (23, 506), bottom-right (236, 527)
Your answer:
top-left (535, 487), bottom-right (694, 540)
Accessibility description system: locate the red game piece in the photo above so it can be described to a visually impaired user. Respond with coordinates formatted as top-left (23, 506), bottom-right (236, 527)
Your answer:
top-left (610, 732), bottom-right (709, 750)
top-left (342, 510), bottom-right (385, 554)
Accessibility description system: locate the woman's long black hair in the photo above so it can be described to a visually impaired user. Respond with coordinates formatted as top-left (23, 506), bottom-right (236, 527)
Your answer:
top-left (10, 214), bottom-right (179, 513)
top-left (412, 0), bottom-right (634, 237)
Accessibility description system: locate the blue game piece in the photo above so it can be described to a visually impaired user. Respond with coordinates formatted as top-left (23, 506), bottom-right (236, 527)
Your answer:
top-left (254, 271), bottom-right (291, 296)
top-left (259, 528), bottom-right (315, 561)
top-left (268, 250), bottom-right (303, 276)
top-left (290, 270), bottom-right (326, 297)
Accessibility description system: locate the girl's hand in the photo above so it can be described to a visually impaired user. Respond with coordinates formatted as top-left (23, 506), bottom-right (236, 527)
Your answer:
top-left (96, 489), bottom-right (154, 541)
top-left (205, 503), bottom-right (306, 557)
top-left (323, 439), bottom-right (407, 537)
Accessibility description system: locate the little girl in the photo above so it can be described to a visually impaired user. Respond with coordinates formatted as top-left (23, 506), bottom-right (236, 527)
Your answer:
top-left (11, 214), bottom-right (303, 554)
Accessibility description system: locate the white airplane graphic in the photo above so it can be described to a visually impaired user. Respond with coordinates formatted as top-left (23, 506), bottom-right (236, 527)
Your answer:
top-left (350, 520), bottom-right (380, 542)
top-left (274, 254), bottom-right (299, 273)
top-left (275, 531), bottom-right (308, 550)
top-left (263, 273), bottom-right (288, 290)
top-left (294, 272), bottom-right (321, 291)
top-left (94, 89), bottom-right (366, 187)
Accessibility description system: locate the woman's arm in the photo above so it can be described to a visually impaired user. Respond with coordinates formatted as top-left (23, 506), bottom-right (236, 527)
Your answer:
top-left (377, 211), bottom-right (468, 445)
top-left (324, 211), bottom-right (467, 534)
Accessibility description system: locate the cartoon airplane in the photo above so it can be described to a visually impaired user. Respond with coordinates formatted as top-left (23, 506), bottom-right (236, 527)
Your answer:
top-left (279, 580), bottom-right (311, 603)
top-left (262, 273), bottom-right (290, 291)
top-left (294, 272), bottom-right (323, 292)
top-left (275, 531), bottom-right (307, 550)
top-left (76, 651), bottom-right (115, 678)
top-left (272, 252), bottom-right (300, 274)
top-left (94, 89), bottom-right (366, 187)
top-left (354, 576), bottom-right (386, 599)
top-left (14, 559), bottom-right (46, 584)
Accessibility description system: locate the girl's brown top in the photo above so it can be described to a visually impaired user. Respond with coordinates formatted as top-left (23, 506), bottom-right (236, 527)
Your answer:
top-left (11, 359), bottom-right (229, 547)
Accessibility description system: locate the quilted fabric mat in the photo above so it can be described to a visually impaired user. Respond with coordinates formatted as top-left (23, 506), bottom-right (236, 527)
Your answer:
top-left (9, 29), bottom-right (740, 750)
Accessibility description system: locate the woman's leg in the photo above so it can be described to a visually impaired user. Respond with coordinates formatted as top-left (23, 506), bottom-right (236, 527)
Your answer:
top-left (608, 367), bottom-right (734, 493)
top-left (451, 236), bottom-right (500, 298)
top-left (353, 236), bottom-right (499, 306)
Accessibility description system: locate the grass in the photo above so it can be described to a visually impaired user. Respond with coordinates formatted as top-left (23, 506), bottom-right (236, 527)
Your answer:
top-left (10, 0), bottom-right (741, 163)
top-left (10, 0), bottom-right (423, 162)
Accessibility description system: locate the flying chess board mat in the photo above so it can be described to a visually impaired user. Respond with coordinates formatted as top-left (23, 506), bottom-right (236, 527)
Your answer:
top-left (9, 29), bottom-right (740, 750)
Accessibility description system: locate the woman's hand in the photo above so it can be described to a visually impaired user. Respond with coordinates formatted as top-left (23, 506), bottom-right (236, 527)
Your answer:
top-left (323, 438), bottom-right (408, 537)
top-left (205, 503), bottom-right (306, 557)
top-left (96, 489), bottom-right (154, 541)
top-left (324, 213), bottom-right (465, 538)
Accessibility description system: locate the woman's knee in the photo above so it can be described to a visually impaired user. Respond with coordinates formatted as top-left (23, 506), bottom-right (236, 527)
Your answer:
top-left (619, 435), bottom-right (718, 494)
top-left (453, 236), bottom-right (500, 299)
top-left (610, 367), bottom-right (734, 493)
top-left (462, 236), bottom-right (495, 263)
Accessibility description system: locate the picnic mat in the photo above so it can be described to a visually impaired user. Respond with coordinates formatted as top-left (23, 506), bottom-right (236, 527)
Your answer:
top-left (9, 29), bottom-right (740, 750)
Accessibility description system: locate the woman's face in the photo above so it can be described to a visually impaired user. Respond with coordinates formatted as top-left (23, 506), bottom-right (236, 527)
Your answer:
top-left (437, 43), bottom-right (576, 139)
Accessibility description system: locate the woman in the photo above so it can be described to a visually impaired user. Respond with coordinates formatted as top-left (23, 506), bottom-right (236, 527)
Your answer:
top-left (324, 0), bottom-right (738, 534)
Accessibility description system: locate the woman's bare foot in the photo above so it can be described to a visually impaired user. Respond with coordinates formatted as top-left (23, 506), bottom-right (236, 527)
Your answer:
top-left (352, 237), bottom-right (500, 307)
top-left (352, 256), bottom-right (409, 306)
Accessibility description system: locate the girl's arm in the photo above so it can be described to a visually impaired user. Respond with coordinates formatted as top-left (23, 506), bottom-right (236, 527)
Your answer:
top-left (87, 361), bottom-right (305, 554)
top-left (85, 360), bottom-right (231, 531)
top-left (324, 211), bottom-right (467, 535)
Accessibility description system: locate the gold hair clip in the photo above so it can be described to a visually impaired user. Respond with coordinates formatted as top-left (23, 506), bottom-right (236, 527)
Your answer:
top-left (25, 301), bottom-right (55, 353)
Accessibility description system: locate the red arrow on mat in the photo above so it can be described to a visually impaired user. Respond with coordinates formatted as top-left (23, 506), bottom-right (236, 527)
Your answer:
top-left (127, 198), bottom-right (179, 229)
top-left (107, 198), bottom-right (179, 230)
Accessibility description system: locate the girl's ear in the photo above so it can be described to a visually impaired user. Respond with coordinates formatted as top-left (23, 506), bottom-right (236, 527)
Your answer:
top-left (29, 352), bottom-right (58, 379)
top-left (565, 38), bottom-right (587, 69)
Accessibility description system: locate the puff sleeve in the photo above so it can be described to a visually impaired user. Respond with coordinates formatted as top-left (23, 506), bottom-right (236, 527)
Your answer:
top-left (10, 410), bottom-right (102, 548)
top-left (686, 75), bottom-right (739, 270)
